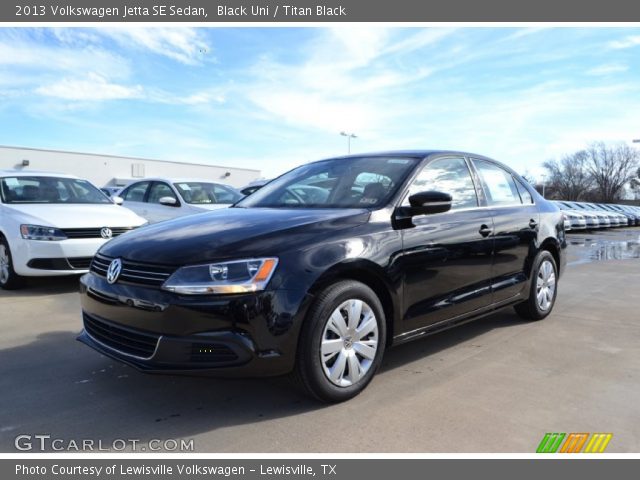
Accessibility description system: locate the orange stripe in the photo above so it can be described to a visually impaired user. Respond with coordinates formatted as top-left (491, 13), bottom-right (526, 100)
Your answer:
top-left (560, 434), bottom-right (578, 453)
top-left (572, 433), bottom-right (589, 453)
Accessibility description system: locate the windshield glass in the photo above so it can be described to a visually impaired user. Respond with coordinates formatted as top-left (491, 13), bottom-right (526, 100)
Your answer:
top-left (0, 176), bottom-right (111, 204)
top-left (236, 156), bottom-right (420, 209)
top-left (173, 182), bottom-right (242, 205)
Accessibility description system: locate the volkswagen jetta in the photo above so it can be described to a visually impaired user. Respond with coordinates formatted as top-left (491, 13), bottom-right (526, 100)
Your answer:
top-left (78, 151), bottom-right (566, 402)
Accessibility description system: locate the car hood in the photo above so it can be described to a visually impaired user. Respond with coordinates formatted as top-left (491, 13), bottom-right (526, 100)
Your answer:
top-left (100, 207), bottom-right (371, 265)
top-left (4, 204), bottom-right (147, 228)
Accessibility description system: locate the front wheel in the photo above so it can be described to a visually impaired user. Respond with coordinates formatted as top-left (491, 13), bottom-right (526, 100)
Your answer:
top-left (294, 280), bottom-right (386, 403)
top-left (0, 237), bottom-right (23, 290)
top-left (514, 250), bottom-right (558, 320)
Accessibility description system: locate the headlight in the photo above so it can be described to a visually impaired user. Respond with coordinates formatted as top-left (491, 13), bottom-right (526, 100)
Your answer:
top-left (20, 224), bottom-right (67, 241)
top-left (162, 258), bottom-right (278, 295)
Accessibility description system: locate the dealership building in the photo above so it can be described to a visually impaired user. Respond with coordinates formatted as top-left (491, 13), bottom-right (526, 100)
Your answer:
top-left (0, 145), bottom-right (261, 189)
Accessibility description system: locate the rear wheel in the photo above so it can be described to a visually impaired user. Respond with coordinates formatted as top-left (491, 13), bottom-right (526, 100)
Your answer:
top-left (294, 280), bottom-right (386, 403)
top-left (0, 237), bottom-right (23, 290)
top-left (514, 250), bottom-right (557, 320)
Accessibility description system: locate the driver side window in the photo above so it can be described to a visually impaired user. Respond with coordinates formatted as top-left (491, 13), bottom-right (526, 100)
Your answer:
top-left (404, 157), bottom-right (478, 210)
top-left (148, 182), bottom-right (177, 204)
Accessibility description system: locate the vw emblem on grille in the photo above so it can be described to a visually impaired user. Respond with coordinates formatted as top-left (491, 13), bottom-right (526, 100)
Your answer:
top-left (106, 258), bottom-right (122, 284)
top-left (100, 227), bottom-right (113, 239)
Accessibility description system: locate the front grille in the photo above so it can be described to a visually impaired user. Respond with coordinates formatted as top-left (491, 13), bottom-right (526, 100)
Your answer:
top-left (62, 227), bottom-right (136, 239)
top-left (90, 254), bottom-right (175, 287)
top-left (83, 313), bottom-right (159, 358)
top-left (67, 257), bottom-right (93, 269)
top-left (190, 343), bottom-right (239, 364)
top-left (27, 257), bottom-right (93, 270)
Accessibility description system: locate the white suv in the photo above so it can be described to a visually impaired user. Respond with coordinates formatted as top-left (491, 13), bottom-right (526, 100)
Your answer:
top-left (0, 170), bottom-right (147, 289)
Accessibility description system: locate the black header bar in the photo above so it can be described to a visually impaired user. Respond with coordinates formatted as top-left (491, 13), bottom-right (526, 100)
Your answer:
top-left (4, 0), bottom-right (640, 23)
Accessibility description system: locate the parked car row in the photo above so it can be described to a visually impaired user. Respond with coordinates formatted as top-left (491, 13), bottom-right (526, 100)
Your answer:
top-left (0, 171), bottom-right (248, 289)
top-left (553, 200), bottom-right (640, 231)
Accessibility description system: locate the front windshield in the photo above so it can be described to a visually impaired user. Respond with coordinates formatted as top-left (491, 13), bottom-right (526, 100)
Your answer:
top-left (0, 176), bottom-right (111, 204)
top-left (236, 156), bottom-right (420, 209)
top-left (173, 182), bottom-right (242, 205)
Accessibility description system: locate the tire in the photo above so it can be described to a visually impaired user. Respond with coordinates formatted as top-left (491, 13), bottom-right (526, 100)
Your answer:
top-left (514, 250), bottom-right (558, 321)
top-left (293, 280), bottom-right (386, 403)
top-left (0, 237), bottom-right (23, 290)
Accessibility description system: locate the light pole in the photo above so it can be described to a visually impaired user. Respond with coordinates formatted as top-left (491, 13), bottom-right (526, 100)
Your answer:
top-left (340, 131), bottom-right (357, 154)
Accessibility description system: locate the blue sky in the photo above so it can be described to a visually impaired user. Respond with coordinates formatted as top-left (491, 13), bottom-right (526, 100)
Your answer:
top-left (1, 27), bottom-right (640, 179)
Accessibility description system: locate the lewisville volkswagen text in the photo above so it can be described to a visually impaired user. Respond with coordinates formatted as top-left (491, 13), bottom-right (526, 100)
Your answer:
top-left (78, 151), bottom-right (566, 402)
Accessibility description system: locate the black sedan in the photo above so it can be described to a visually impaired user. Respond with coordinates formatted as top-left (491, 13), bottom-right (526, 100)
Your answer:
top-left (78, 151), bottom-right (566, 402)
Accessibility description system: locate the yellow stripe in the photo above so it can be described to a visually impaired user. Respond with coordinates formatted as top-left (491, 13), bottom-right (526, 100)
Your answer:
top-left (584, 434), bottom-right (598, 453)
top-left (590, 434), bottom-right (605, 453)
top-left (598, 434), bottom-right (613, 453)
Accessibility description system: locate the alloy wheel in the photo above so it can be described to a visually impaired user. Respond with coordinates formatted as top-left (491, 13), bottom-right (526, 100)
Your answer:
top-left (536, 259), bottom-right (556, 311)
top-left (320, 299), bottom-right (379, 387)
top-left (0, 244), bottom-right (10, 285)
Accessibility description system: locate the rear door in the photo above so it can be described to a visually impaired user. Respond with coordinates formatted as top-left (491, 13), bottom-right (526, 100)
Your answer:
top-left (470, 158), bottom-right (539, 303)
top-left (399, 156), bottom-right (495, 333)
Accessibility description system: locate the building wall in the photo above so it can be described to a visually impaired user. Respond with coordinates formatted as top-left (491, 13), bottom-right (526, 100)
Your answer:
top-left (0, 146), bottom-right (261, 189)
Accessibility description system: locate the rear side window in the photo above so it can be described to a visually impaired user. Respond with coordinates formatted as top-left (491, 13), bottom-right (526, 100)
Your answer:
top-left (404, 157), bottom-right (478, 210)
top-left (514, 178), bottom-right (533, 204)
top-left (121, 181), bottom-right (150, 202)
top-left (472, 159), bottom-right (522, 206)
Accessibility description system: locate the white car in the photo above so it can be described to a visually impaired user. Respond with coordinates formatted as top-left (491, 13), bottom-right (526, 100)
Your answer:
top-left (118, 177), bottom-right (243, 223)
top-left (0, 170), bottom-right (147, 289)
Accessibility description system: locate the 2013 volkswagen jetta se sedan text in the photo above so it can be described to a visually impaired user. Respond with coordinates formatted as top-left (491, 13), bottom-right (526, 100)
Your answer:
top-left (78, 151), bottom-right (566, 402)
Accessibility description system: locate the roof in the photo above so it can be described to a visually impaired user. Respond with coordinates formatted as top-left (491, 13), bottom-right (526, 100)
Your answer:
top-left (313, 150), bottom-right (500, 164)
top-left (127, 177), bottom-right (236, 185)
top-left (0, 169), bottom-right (78, 178)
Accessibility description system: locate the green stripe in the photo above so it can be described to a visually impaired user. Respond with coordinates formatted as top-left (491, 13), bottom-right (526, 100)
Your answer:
top-left (537, 433), bottom-right (566, 453)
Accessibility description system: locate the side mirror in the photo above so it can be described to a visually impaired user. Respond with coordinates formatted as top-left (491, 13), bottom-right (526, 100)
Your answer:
top-left (159, 196), bottom-right (178, 207)
top-left (407, 190), bottom-right (452, 215)
top-left (112, 196), bottom-right (124, 205)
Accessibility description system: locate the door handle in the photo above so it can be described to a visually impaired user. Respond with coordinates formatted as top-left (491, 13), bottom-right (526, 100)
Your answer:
top-left (479, 224), bottom-right (493, 237)
top-left (529, 219), bottom-right (538, 229)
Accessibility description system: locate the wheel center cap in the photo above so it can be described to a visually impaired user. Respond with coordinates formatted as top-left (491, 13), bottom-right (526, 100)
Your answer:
top-left (344, 337), bottom-right (353, 349)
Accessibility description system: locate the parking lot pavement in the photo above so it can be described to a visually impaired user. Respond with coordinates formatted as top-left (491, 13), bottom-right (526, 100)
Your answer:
top-left (1, 228), bottom-right (639, 453)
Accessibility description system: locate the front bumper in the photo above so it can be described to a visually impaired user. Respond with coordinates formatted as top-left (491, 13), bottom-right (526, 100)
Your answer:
top-left (13, 238), bottom-right (109, 276)
top-left (77, 273), bottom-right (311, 377)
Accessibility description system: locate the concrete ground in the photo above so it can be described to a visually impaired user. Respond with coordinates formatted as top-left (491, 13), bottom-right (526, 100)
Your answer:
top-left (1, 228), bottom-right (639, 453)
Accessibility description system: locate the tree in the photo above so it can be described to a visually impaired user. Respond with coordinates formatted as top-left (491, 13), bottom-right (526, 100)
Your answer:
top-left (584, 142), bottom-right (640, 202)
top-left (542, 150), bottom-right (593, 201)
top-left (629, 167), bottom-right (640, 200)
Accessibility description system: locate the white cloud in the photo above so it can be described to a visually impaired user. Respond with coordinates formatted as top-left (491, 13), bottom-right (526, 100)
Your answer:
top-left (0, 41), bottom-right (130, 80)
top-left (101, 28), bottom-right (211, 65)
top-left (586, 63), bottom-right (629, 76)
top-left (35, 73), bottom-right (143, 101)
top-left (608, 35), bottom-right (640, 49)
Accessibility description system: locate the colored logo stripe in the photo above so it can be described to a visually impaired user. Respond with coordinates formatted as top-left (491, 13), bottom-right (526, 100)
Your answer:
top-left (584, 433), bottom-right (613, 453)
top-left (560, 433), bottom-right (589, 453)
top-left (537, 433), bottom-right (566, 453)
top-left (537, 433), bottom-right (613, 453)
